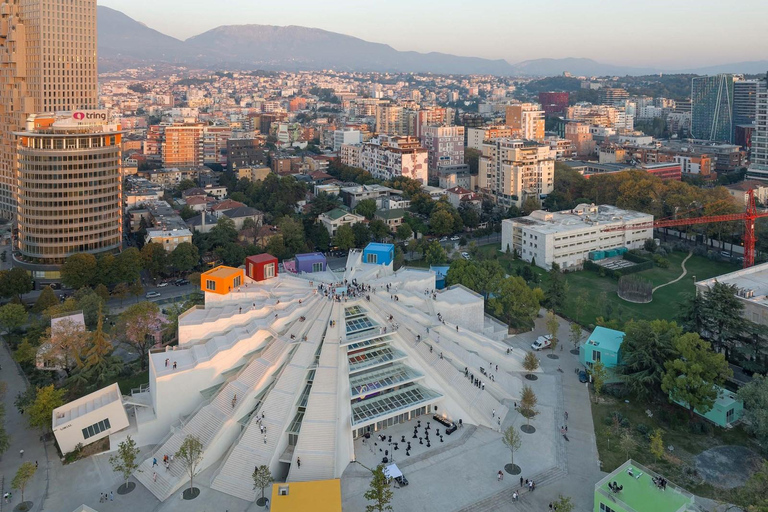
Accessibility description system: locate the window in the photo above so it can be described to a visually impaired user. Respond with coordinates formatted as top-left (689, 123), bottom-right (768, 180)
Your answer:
top-left (312, 262), bottom-right (324, 272)
top-left (599, 503), bottom-right (616, 512)
top-left (726, 408), bottom-right (735, 423)
top-left (366, 253), bottom-right (378, 264)
top-left (233, 276), bottom-right (241, 288)
top-left (206, 280), bottom-right (216, 291)
top-left (593, 350), bottom-right (601, 362)
top-left (264, 263), bottom-right (275, 278)
top-left (82, 418), bottom-right (111, 440)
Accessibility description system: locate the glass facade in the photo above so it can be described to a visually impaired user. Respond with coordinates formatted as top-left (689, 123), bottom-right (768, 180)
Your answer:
top-left (691, 74), bottom-right (734, 143)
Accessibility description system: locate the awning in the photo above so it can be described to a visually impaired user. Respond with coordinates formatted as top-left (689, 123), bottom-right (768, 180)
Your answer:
top-left (384, 464), bottom-right (402, 479)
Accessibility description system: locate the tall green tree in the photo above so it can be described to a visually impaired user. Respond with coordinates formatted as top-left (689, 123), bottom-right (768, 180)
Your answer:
top-left (176, 435), bottom-right (204, 493)
top-left (278, 216), bottom-right (306, 256)
top-left (737, 374), bottom-right (768, 445)
top-left (620, 320), bottom-right (681, 398)
top-left (352, 223), bottom-right (371, 248)
top-left (333, 224), bottom-right (356, 251)
top-left (487, 277), bottom-right (544, 329)
top-left (141, 242), bottom-right (168, 278)
top-left (170, 242), bottom-right (200, 273)
top-left (545, 311), bottom-right (560, 351)
top-left (32, 286), bottom-right (59, 314)
top-left (737, 461), bottom-right (768, 512)
top-left (97, 253), bottom-right (120, 287)
top-left (396, 223), bottom-right (413, 241)
top-left (424, 241), bottom-right (448, 266)
top-left (109, 436), bottom-right (140, 493)
top-left (446, 259), bottom-right (504, 299)
top-left (569, 323), bottom-right (583, 352)
top-left (519, 385), bottom-right (538, 426)
top-left (117, 302), bottom-right (166, 371)
top-left (429, 209), bottom-right (454, 236)
top-left (0, 267), bottom-right (33, 301)
top-left (545, 263), bottom-right (568, 312)
top-left (364, 464), bottom-right (394, 512)
top-left (698, 282), bottom-right (747, 360)
top-left (0, 303), bottom-right (28, 343)
top-left (28, 385), bottom-right (65, 432)
top-left (661, 333), bottom-right (732, 419)
top-left (61, 253), bottom-right (97, 289)
top-left (116, 247), bottom-right (144, 283)
top-left (354, 199), bottom-right (378, 220)
top-left (84, 306), bottom-right (112, 370)
top-left (12, 462), bottom-right (36, 503)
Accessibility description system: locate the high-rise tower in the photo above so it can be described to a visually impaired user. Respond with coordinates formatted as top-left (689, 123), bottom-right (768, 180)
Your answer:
top-left (0, 0), bottom-right (98, 217)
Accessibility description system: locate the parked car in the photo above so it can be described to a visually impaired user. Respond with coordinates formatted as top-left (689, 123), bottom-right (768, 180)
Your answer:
top-left (157, 282), bottom-right (169, 288)
top-left (450, 235), bottom-right (460, 241)
top-left (531, 334), bottom-right (553, 351)
top-left (145, 291), bottom-right (161, 299)
top-left (439, 237), bottom-right (448, 242)
top-left (175, 279), bottom-right (190, 286)
top-left (578, 370), bottom-right (589, 383)
top-left (461, 252), bottom-right (471, 260)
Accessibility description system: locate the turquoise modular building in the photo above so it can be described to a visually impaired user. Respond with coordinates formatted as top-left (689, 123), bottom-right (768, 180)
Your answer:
top-left (670, 385), bottom-right (744, 428)
top-left (362, 243), bottom-right (394, 265)
top-left (580, 326), bottom-right (625, 372)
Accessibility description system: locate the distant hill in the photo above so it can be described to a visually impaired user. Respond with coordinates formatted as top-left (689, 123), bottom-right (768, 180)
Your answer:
top-left (97, 7), bottom-right (768, 77)
top-left (97, 6), bottom-right (514, 75)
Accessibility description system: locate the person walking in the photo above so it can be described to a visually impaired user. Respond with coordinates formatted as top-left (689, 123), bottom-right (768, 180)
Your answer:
top-left (152, 457), bottom-right (158, 467)
top-left (520, 476), bottom-right (524, 488)
top-left (110, 491), bottom-right (114, 501)
top-left (153, 472), bottom-right (157, 482)
top-left (297, 457), bottom-right (301, 469)
top-left (498, 470), bottom-right (503, 481)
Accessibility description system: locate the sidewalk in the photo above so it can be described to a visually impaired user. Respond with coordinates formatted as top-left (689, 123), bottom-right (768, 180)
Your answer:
top-left (0, 336), bottom-right (49, 512)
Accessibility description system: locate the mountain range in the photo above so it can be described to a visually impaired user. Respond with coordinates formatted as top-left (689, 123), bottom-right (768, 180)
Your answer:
top-left (97, 6), bottom-right (768, 77)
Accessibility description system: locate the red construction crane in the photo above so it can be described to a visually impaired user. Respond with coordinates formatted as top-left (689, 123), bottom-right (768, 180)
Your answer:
top-left (602, 189), bottom-right (768, 268)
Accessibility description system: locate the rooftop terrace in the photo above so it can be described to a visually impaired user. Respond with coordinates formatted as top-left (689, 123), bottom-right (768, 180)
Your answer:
top-left (595, 460), bottom-right (695, 512)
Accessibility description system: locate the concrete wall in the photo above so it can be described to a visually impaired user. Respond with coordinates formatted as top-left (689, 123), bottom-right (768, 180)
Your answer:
top-left (54, 399), bottom-right (129, 454)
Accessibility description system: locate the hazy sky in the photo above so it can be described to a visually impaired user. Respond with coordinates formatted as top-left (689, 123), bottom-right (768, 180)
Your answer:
top-left (98, 0), bottom-right (767, 69)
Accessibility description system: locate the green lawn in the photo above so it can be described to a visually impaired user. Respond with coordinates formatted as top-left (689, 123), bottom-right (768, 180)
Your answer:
top-left (476, 247), bottom-right (739, 328)
top-left (591, 393), bottom-right (758, 499)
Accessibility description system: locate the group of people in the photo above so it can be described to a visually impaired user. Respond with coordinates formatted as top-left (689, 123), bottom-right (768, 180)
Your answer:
top-left (164, 358), bottom-right (178, 370)
top-left (99, 491), bottom-right (114, 502)
top-left (652, 476), bottom-right (668, 490)
top-left (609, 481), bottom-right (625, 493)
top-left (152, 453), bottom-right (174, 472)
top-left (464, 367), bottom-right (486, 391)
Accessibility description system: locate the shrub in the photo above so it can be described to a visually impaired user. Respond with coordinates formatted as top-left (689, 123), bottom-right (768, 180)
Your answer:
top-left (636, 423), bottom-right (650, 438)
top-left (653, 255), bottom-right (670, 268)
top-left (620, 418), bottom-right (631, 428)
top-left (656, 248), bottom-right (667, 257)
top-left (693, 246), bottom-right (708, 257)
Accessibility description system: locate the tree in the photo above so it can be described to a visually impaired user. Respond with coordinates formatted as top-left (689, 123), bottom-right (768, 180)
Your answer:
top-left (487, 277), bottom-right (544, 329)
top-left (396, 223), bottom-right (413, 241)
top-left (0, 303), bottom-right (28, 343)
top-left (698, 282), bottom-right (747, 360)
top-left (278, 216), bottom-right (306, 256)
top-left (620, 320), bottom-right (681, 398)
top-left (649, 430), bottom-right (664, 461)
top-left (364, 464), bottom-right (394, 512)
top-left (661, 333), bottom-right (732, 420)
top-left (520, 196), bottom-right (541, 216)
top-left (429, 209), bottom-right (454, 236)
top-left (170, 242), bottom-right (200, 273)
top-left (13, 339), bottom-right (37, 366)
top-left (61, 253), bottom-right (97, 289)
top-left (0, 267), bottom-right (33, 301)
top-left (111, 282), bottom-right (130, 306)
top-left (738, 374), bottom-right (768, 445)
top-left (33, 286), bottom-right (58, 313)
top-left (737, 461), bottom-right (768, 512)
top-left (519, 385), bottom-right (538, 426)
top-left (75, 289), bottom-right (107, 329)
top-left (545, 311), bottom-right (559, 351)
top-left (619, 430), bottom-right (636, 460)
top-left (551, 495), bottom-right (574, 512)
top-left (501, 425), bottom-right (522, 468)
top-left (522, 352), bottom-right (539, 378)
top-left (569, 323), bottom-right (583, 352)
top-left (116, 247), bottom-right (144, 283)
top-left (97, 253), bottom-right (120, 287)
top-left (334, 224), bottom-right (356, 251)
top-left (129, 280), bottom-right (144, 303)
top-left (176, 435), bottom-right (204, 493)
top-left (28, 384), bottom-right (65, 432)
top-left (94, 283), bottom-right (110, 303)
top-left (188, 273), bottom-right (201, 291)
top-left (12, 462), bottom-right (36, 504)
top-left (117, 302), bottom-right (167, 371)
top-left (424, 241), bottom-right (448, 266)
top-left (84, 306), bottom-right (112, 370)
top-left (545, 263), bottom-right (568, 312)
top-left (141, 242), bottom-right (168, 278)
top-left (109, 436), bottom-right (140, 493)
top-left (252, 465), bottom-right (274, 504)
top-left (354, 199), bottom-right (378, 220)
top-left (592, 360), bottom-right (607, 399)
top-left (351, 222), bottom-right (371, 248)
top-left (368, 219), bottom-right (389, 241)
top-left (46, 317), bottom-right (88, 370)
top-left (178, 205), bottom-right (196, 220)
top-left (446, 259), bottom-right (504, 299)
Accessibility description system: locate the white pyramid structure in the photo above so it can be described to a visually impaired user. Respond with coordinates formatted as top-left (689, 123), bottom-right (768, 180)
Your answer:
top-left (99, 246), bottom-right (525, 502)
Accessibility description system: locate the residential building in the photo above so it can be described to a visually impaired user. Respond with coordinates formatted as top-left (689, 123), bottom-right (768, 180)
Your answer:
top-left (211, 199), bottom-right (247, 217)
top-left (747, 79), bottom-right (768, 180)
top-left (375, 105), bottom-right (406, 135)
top-left (374, 209), bottom-right (405, 231)
top-left (222, 206), bottom-right (263, 230)
top-left (333, 129), bottom-right (362, 151)
top-left (14, 112), bottom-right (123, 271)
top-left (445, 187), bottom-right (481, 210)
top-left (339, 143), bottom-right (363, 168)
top-left (670, 386), bottom-right (744, 427)
top-left (0, 0), bottom-right (99, 218)
top-left (640, 163), bottom-right (682, 181)
top-left (501, 204), bottom-right (653, 270)
top-left (691, 74), bottom-right (735, 142)
top-left (538, 92), bottom-right (569, 116)
top-left (579, 326), bottom-right (624, 381)
top-left (733, 79), bottom-right (759, 127)
top-left (359, 136), bottom-right (428, 183)
top-left (421, 126), bottom-right (465, 176)
top-left (236, 166), bottom-right (272, 182)
top-left (227, 136), bottom-right (267, 172)
top-left (695, 262), bottom-right (768, 326)
top-left (564, 122), bottom-right (596, 157)
top-left (674, 154), bottom-right (712, 177)
top-left (162, 123), bottom-right (205, 167)
top-left (437, 164), bottom-right (473, 190)
top-left (201, 126), bottom-right (231, 166)
top-left (466, 126), bottom-right (514, 150)
top-left (598, 87), bottom-right (629, 106)
top-left (318, 208), bottom-right (365, 236)
top-left (412, 106), bottom-right (453, 138)
top-left (505, 103), bottom-right (545, 142)
top-left (594, 460), bottom-right (696, 512)
top-left (381, 195), bottom-right (411, 210)
top-left (478, 139), bottom-right (555, 208)
top-left (145, 228), bottom-right (193, 251)
top-left (339, 184), bottom-right (395, 208)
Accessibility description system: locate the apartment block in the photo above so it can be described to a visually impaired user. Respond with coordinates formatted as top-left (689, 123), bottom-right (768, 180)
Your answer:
top-left (478, 139), bottom-right (555, 208)
top-left (505, 103), bottom-right (545, 142)
top-left (467, 126), bottom-right (514, 150)
top-left (375, 105), bottom-right (407, 135)
top-left (421, 126), bottom-right (465, 176)
top-left (691, 74), bottom-right (734, 143)
top-left (162, 123), bottom-right (205, 167)
top-left (359, 136), bottom-right (428, 183)
top-left (333, 129), bottom-right (362, 151)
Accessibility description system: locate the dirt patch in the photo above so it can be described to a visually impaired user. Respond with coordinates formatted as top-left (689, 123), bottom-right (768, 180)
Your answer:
top-left (694, 445), bottom-right (764, 488)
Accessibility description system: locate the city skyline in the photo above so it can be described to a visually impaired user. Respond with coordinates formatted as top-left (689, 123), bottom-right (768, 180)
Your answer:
top-left (98, 0), bottom-right (768, 69)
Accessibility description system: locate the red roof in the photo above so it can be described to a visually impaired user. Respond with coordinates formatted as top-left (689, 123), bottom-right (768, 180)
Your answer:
top-left (246, 253), bottom-right (278, 264)
top-left (211, 199), bottom-right (246, 211)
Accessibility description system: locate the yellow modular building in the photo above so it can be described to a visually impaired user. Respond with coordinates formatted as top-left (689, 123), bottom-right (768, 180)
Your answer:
top-left (271, 479), bottom-right (342, 512)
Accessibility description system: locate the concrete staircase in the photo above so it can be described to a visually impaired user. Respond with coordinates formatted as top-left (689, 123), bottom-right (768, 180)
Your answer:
top-left (134, 297), bottom-right (324, 500)
top-left (209, 301), bottom-right (335, 501)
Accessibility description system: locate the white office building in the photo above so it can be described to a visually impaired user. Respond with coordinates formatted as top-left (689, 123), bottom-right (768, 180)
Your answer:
top-left (501, 204), bottom-right (653, 270)
top-left (333, 128), bottom-right (362, 151)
